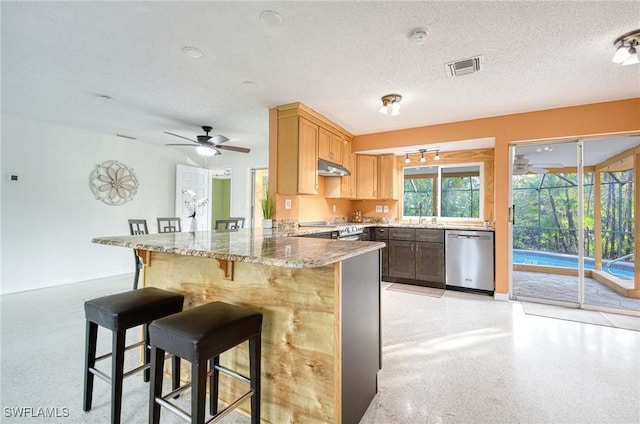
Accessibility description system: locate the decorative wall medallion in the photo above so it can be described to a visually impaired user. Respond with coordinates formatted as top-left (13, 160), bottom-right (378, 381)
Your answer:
top-left (89, 160), bottom-right (139, 206)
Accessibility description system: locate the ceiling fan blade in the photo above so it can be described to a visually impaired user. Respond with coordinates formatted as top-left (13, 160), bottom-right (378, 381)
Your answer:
top-left (165, 143), bottom-right (200, 147)
top-left (210, 134), bottom-right (230, 144)
top-left (217, 144), bottom-right (250, 153)
top-left (164, 132), bottom-right (197, 143)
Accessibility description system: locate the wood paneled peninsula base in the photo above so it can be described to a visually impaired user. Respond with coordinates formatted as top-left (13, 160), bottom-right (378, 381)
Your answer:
top-left (92, 229), bottom-right (384, 424)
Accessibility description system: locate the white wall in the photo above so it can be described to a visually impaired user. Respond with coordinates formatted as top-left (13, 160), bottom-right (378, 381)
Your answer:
top-left (0, 114), bottom-right (209, 294)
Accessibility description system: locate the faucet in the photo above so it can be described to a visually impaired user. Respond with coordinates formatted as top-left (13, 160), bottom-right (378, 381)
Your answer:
top-left (417, 202), bottom-right (425, 224)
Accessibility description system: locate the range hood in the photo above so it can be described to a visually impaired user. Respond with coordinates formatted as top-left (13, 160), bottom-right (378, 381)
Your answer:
top-left (317, 159), bottom-right (351, 177)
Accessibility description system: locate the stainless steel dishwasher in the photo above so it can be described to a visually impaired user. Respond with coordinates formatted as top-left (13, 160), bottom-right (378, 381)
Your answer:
top-left (445, 230), bottom-right (494, 292)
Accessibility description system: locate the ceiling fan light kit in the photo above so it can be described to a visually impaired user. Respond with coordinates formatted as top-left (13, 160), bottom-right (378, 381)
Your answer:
top-left (612, 29), bottom-right (640, 65)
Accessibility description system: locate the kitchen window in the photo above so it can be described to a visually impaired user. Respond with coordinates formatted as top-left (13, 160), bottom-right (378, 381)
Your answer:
top-left (403, 164), bottom-right (483, 220)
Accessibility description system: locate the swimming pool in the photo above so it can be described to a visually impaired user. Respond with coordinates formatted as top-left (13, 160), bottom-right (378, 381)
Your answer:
top-left (513, 249), bottom-right (635, 279)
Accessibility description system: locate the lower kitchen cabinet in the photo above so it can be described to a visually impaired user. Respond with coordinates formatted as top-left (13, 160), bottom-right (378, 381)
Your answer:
top-left (388, 241), bottom-right (414, 279)
top-left (414, 242), bottom-right (445, 283)
top-left (373, 227), bottom-right (389, 278)
top-left (385, 228), bottom-right (445, 288)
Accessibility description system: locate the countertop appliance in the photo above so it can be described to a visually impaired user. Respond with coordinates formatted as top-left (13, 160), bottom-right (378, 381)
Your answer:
top-left (445, 230), bottom-right (494, 292)
top-left (299, 221), bottom-right (366, 240)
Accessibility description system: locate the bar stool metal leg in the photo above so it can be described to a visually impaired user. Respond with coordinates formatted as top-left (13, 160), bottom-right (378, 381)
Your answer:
top-left (83, 321), bottom-right (98, 412)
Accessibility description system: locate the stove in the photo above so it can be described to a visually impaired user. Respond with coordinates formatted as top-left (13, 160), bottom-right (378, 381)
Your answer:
top-left (299, 221), bottom-right (366, 240)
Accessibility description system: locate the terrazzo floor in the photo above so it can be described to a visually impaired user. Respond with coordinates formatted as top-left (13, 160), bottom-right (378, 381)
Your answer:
top-left (513, 270), bottom-right (640, 311)
top-left (1, 276), bottom-right (639, 423)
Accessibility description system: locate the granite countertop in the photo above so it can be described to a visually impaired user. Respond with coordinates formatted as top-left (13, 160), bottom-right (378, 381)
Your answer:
top-left (92, 228), bottom-right (385, 269)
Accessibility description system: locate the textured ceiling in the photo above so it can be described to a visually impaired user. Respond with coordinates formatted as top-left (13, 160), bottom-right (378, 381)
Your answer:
top-left (2, 1), bottom-right (639, 156)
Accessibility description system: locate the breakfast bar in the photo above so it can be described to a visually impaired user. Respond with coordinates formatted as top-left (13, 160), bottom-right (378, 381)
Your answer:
top-left (92, 229), bottom-right (384, 424)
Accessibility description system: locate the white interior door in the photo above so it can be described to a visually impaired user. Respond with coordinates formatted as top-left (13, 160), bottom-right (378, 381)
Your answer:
top-left (175, 164), bottom-right (211, 231)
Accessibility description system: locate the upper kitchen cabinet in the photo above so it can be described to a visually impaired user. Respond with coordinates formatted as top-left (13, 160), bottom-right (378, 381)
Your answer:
top-left (318, 128), bottom-right (343, 165)
top-left (273, 103), bottom-right (354, 196)
top-left (277, 114), bottom-right (319, 195)
top-left (326, 140), bottom-right (356, 199)
top-left (356, 155), bottom-right (378, 199)
top-left (377, 154), bottom-right (399, 200)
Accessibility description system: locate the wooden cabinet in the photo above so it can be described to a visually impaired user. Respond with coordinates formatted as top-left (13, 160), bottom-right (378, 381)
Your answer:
top-left (388, 241), bottom-right (414, 279)
top-left (342, 141), bottom-right (356, 199)
top-left (356, 155), bottom-right (377, 199)
top-left (385, 228), bottom-right (445, 288)
top-left (326, 150), bottom-right (357, 199)
top-left (414, 242), bottom-right (445, 283)
top-left (377, 154), bottom-right (398, 200)
top-left (373, 227), bottom-right (389, 277)
top-left (277, 115), bottom-right (318, 195)
top-left (318, 128), bottom-right (342, 164)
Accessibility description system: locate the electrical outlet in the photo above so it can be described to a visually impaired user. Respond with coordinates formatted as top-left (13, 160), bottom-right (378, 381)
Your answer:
top-left (375, 205), bottom-right (383, 213)
top-left (383, 205), bottom-right (389, 213)
top-left (284, 199), bottom-right (292, 209)
top-left (332, 205), bottom-right (337, 213)
top-left (6, 173), bottom-right (20, 183)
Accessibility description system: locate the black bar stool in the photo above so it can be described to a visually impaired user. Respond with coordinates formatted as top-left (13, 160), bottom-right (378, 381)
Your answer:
top-left (149, 301), bottom-right (263, 424)
top-left (83, 287), bottom-right (184, 424)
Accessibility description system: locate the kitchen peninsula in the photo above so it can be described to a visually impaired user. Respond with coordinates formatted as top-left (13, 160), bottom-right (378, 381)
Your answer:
top-left (92, 229), bottom-right (384, 424)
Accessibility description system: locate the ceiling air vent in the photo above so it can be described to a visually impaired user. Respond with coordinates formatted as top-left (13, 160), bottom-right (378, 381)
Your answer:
top-left (445, 55), bottom-right (483, 77)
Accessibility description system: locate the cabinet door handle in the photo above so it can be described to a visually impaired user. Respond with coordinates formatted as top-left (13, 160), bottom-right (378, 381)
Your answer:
top-left (410, 243), bottom-right (414, 252)
top-left (415, 243), bottom-right (419, 252)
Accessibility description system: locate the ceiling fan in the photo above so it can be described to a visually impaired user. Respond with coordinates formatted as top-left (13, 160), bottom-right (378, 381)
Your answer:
top-left (165, 126), bottom-right (250, 156)
top-left (513, 155), bottom-right (562, 175)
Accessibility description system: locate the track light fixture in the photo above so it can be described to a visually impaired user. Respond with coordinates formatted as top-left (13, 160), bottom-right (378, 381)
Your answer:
top-left (612, 29), bottom-right (640, 65)
top-left (379, 94), bottom-right (402, 116)
top-left (403, 148), bottom-right (442, 165)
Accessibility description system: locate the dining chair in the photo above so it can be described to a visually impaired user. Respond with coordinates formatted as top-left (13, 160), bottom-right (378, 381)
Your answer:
top-left (157, 217), bottom-right (181, 233)
top-left (128, 219), bottom-right (148, 290)
top-left (229, 217), bottom-right (245, 228)
top-left (215, 219), bottom-right (240, 230)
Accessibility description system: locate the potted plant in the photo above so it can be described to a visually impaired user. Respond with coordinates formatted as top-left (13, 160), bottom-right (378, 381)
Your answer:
top-left (261, 189), bottom-right (274, 229)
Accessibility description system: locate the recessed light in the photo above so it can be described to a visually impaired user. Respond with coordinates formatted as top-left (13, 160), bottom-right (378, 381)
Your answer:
top-left (260, 10), bottom-right (282, 26)
top-left (408, 28), bottom-right (429, 46)
top-left (98, 95), bottom-right (113, 103)
top-left (182, 46), bottom-right (204, 58)
top-left (242, 80), bottom-right (260, 90)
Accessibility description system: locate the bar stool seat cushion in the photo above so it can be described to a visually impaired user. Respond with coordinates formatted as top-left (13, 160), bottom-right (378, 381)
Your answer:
top-left (85, 287), bottom-right (184, 331)
top-left (149, 301), bottom-right (263, 364)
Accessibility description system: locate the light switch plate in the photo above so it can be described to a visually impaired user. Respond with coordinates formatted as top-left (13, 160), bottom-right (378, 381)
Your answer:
top-left (332, 205), bottom-right (337, 213)
top-left (375, 205), bottom-right (383, 213)
top-left (383, 205), bottom-right (389, 213)
top-left (284, 199), bottom-right (292, 209)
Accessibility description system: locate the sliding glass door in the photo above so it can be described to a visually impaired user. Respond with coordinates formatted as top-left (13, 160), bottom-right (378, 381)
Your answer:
top-left (511, 140), bottom-right (580, 305)
top-left (511, 137), bottom-right (639, 314)
top-left (582, 138), bottom-right (638, 313)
